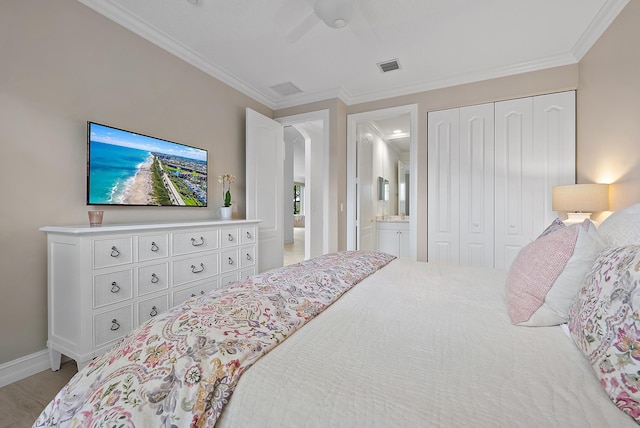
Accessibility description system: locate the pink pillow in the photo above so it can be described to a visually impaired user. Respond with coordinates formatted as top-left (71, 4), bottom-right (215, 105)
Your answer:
top-left (506, 219), bottom-right (604, 326)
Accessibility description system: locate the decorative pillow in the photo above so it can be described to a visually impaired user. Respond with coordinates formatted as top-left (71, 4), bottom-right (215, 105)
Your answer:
top-left (506, 219), bottom-right (604, 326)
top-left (598, 203), bottom-right (640, 248)
top-left (538, 217), bottom-right (566, 238)
top-left (568, 245), bottom-right (640, 423)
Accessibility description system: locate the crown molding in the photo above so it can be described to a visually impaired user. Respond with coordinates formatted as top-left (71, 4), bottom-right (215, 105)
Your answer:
top-left (344, 53), bottom-right (579, 106)
top-left (77, 0), bottom-right (628, 111)
top-left (571, 0), bottom-right (630, 60)
top-left (77, 0), bottom-right (278, 109)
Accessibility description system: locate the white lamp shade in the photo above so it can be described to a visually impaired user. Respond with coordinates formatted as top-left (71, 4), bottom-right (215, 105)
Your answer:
top-left (551, 184), bottom-right (609, 212)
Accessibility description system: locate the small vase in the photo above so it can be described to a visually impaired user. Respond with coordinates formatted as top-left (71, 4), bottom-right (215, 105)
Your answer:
top-left (220, 205), bottom-right (232, 220)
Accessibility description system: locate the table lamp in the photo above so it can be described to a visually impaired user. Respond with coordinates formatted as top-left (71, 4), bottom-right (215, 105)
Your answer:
top-left (552, 183), bottom-right (609, 224)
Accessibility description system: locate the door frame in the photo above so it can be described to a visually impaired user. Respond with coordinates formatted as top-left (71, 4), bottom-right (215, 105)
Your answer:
top-left (347, 104), bottom-right (418, 259)
top-left (277, 109), bottom-right (330, 258)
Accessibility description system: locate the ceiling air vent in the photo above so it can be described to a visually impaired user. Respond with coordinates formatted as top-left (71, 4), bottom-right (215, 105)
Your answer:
top-left (270, 82), bottom-right (303, 97)
top-left (377, 59), bottom-right (401, 73)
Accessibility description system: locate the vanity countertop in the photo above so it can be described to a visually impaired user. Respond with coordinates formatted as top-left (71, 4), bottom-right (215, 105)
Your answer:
top-left (377, 216), bottom-right (409, 223)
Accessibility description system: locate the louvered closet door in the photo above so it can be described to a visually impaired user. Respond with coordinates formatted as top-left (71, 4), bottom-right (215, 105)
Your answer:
top-left (427, 108), bottom-right (460, 264)
top-left (459, 103), bottom-right (495, 267)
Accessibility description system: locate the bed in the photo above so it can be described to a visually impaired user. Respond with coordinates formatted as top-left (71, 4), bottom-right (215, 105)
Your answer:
top-left (34, 205), bottom-right (640, 427)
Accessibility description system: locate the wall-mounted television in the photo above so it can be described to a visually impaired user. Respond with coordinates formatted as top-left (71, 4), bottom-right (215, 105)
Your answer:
top-left (87, 122), bottom-right (208, 206)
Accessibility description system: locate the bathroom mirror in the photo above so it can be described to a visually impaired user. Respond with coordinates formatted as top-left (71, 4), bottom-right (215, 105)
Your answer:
top-left (377, 176), bottom-right (389, 201)
top-left (398, 161), bottom-right (410, 216)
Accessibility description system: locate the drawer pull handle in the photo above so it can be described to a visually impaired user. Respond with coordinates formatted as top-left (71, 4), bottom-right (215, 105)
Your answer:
top-left (191, 263), bottom-right (205, 273)
top-left (191, 291), bottom-right (205, 298)
top-left (150, 306), bottom-right (158, 317)
top-left (246, 231), bottom-right (252, 239)
top-left (228, 257), bottom-right (234, 265)
top-left (151, 242), bottom-right (159, 252)
top-left (228, 234), bottom-right (234, 242)
top-left (151, 273), bottom-right (159, 283)
top-left (110, 319), bottom-right (120, 331)
top-left (246, 253), bottom-right (252, 261)
top-left (110, 246), bottom-right (120, 257)
top-left (191, 237), bottom-right (205, 246)
top-left (110, 282), bottom-right (120, 293)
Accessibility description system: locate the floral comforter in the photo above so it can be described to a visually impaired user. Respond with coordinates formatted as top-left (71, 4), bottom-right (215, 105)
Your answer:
top-left (34, 251), bottom-right (395, 428)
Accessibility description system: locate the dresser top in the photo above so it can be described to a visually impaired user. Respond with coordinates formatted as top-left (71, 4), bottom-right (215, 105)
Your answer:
top-left (40, 219), bottom-right (261, 235)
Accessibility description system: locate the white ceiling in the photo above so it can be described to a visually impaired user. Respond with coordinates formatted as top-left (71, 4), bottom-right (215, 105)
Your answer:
top-left (78, 0), bottom-right (628, 110)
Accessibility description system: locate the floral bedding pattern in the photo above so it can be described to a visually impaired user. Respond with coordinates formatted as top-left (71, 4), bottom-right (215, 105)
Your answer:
top-left (34, 251), bottom-right (395, 428)
top-left (568, 245), bottom-right (640, 424)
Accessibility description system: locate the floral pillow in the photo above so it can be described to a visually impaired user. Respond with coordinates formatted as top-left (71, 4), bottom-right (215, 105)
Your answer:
top-left (538, 217), bottom-right (566, 238)
top-left (506, 219), bottom-right (604, 326)
top-left (568, 245), bottom-right (640, 423)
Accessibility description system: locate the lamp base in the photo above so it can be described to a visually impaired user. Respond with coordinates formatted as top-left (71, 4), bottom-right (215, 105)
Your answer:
top-left (564, 212), bottom-right (592, 225)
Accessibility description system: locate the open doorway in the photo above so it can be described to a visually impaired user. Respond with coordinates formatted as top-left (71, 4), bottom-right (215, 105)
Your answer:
top-left (283, 125), bottom-right (306, 265)
top-left (277, 110), bottom-right (330, 266)
top-left (347, 105), bottom-right (418, 259)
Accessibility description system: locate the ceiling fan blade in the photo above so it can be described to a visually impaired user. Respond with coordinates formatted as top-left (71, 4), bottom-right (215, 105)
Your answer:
top-left (286, 12), bottom-right (320, 43)
top-left (349, 12), bottom-right (380, 45)
top-left (349, 0), bottom-right (380, 44)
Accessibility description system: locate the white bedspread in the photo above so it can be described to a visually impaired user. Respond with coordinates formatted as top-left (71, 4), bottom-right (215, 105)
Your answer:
top-left (217, 259), bottom-right (636, 427)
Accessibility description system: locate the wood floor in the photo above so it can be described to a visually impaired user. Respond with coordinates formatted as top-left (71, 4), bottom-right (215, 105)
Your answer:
top-left (0, 361), bottom-right (77, 427)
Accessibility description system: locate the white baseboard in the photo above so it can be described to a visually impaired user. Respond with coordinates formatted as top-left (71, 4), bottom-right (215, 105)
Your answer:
top-left (0, 349), bottom-right (51, 388)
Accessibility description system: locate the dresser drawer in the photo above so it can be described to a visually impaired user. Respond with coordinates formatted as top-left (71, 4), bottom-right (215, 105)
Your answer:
top-left (138, 295), bottom-right (168, 325)
top-left (172, 229), bottom-right (219, 256)
top-left (137, 262), bottom-right (169, 296)
top-left (172, 280), bottom-right (218, 306)
top-left (94, 306), bottom-right (133, 347)
top-left (220, 248), bottom-right (239, 274)
top-left (241, 225), bottom-right (257, 245)
top-left (172, 253), bottom-right (219, 286)
top-left (240, 268), bottom-right (256, 282)
top-left (240, 245), bottom-right (256, 268)
top-left (220, 272), bottom-right (239, 288)
top-left (93, 237), bottom-right (133, 269)
top-left (220, 227), bottom-right (240, 248)
top-left (93, 269), bottom-right (133, 308)
top-left (138, 234), bottom-right (169, 262)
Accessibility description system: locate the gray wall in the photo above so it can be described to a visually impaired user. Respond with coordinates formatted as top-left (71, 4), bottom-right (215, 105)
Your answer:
top-left (0, 0), bottom-right (271, 364)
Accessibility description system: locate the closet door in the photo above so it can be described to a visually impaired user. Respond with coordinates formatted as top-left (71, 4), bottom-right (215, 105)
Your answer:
top-left (532, 91), bottom-right (576, 232)
top-left (494, 97), bottom-right (534, 270)
top-left (459, 103), bottom-right (495, 267)
top-left (494, 92), bottom-right (575, 270)
top-left (427, 108), bottom-right (460, 264)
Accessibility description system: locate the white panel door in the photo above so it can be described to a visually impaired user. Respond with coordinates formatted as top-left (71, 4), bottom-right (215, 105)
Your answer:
top-left (494, 97), bottom-right (534, 270)
top-left (357, 134), bottom-right (377, 252)
top-left (459, 103), bottom-right (495, 268)
top-left (246, 108), bottom-right (284, 273)
top-left (427, 108), bottom-right (460, 264)
top-left (532, 90), bottom-right (576, 232)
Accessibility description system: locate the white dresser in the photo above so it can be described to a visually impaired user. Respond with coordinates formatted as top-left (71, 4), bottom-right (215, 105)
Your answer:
top-left (40, 220), bottom-right (260, 371)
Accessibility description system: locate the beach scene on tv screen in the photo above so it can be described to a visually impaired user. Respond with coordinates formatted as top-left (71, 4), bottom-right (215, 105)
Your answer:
top-left (88, 123), bottom-right (207, 206)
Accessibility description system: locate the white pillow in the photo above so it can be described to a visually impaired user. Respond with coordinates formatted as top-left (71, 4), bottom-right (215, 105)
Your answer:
top-left (598, 203), bottom-right (640, 247)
